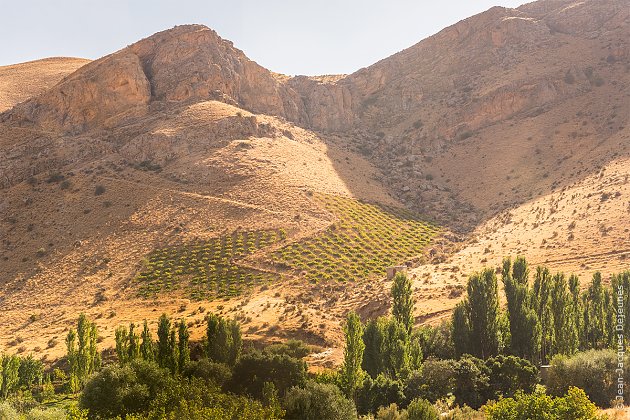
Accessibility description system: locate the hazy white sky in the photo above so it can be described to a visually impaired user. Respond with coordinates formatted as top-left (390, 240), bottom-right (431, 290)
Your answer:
top-left (1, 0), bottom-right (528, 75)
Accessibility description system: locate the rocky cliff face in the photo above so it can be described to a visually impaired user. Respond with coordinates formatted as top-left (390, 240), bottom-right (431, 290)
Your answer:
top-left (3, 51), bottom-right (151, 133)
top-left (0, 0), bottom-right (627, 226)
top-left (4, 0), bottom-right (626, 138)
top-left (1, 25), bottom-right (309, 133)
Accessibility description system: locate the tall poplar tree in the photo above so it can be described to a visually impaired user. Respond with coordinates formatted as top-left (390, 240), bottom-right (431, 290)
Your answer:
top-left (66, 314), bottom-right (99, 390)
top-left (115, 326), bottom-right (129, 365)
top-left (340, 311), bottom-right (365, 398)
top-left (583, 272), bottom-right (606, 349)
top-left (532, 267), bottom-right (554, 363)
top-left (362, 317), bottom-right (386, 378)
top-left (178, 319), bottom-right (191, 371)
top-left (140, 320), bottom-right (154, 361)
top-left (157, 314), bottom-right (171, 369)
top-left (391, 272), bottom-right (414, 334)
top-left (128, 323), bottom-right (140, 361)
top-left (452, 301), bottom-right (471, 357)
top-left (467, 269), bottom-right (501, 358)
top-left (550, 273), bottom-right (577, 356)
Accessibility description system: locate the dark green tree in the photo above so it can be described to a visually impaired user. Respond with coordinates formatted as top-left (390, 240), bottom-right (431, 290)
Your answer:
top-left (168, 327), bottom-right (179, 375)
top-left (416, 322), bottom-right (454, 360)
top-left (18, 354), bottom-right (43, 388)
top-left (362, 317), bottom-right (386, 378)
top-left (283, 381), bottom-right (357, 420)
top-left (355, 374), bottom-right (405, 415)
top-left (485, 355), bottom-right (538, 399)
top-left (391, 272), bottom-right (415, 334)
top-left (178, 319), bottom-right (190, 371)
top-left (206, 314), bottom-right (242, 366)
top-left (466, 269), bottom-right (501, 358)
top-left (140, 320), bottom-right (154, 361)
top-left (340, 311), bottom-right (365, 398)
top-left (156, 314), bottom-right (171, 369)
top-left (583, 272), bottom-right (607, 349)
top-left (568, 275), bottom-right (584, 350)
top-left (452, 301), bottom-right (471, 357)
top-left (532, 267), bottom-right (554, 363)
top-left (502, 257), bottom-right (540, 362)
top-left (228, 351), bottom-right (307, 399)
top-left (382, 318), bottom-right (410, 378)
top-left (128, 323), bottom-right (140, 361)
top-left (550, 273), bottom-right (577, 356)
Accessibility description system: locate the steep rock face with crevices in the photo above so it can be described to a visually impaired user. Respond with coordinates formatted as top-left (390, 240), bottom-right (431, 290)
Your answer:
top-left (1, 25), bottom-right (309, 134)
top-left (4, 0), bottom-right (626, 138)
top-left (3, 51), bottom-right (151, 133)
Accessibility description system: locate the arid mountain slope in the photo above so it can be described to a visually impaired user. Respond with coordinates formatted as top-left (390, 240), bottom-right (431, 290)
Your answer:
top-left (0, 57), bottom-right (90, 112)
top-left (0, 0), bottom-right (628, 362)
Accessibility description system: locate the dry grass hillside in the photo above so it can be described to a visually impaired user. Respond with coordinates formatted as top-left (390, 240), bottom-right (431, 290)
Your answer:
top-left (0, 57), bottom-right (90, 112)
top-left (0, 0), bottom-right (628, 365)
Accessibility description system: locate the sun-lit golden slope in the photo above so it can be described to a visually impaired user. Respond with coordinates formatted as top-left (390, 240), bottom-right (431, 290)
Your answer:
top-left (0, 57), bottom-right (90, 112)
top-left (0, 0), bottom-right (628, 367)
top-left (0, 98), bottom-right (401, 360)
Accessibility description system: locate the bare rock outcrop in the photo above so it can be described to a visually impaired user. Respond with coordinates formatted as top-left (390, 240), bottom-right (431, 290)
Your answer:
top-left (3, 50), bottom-right (151, 133)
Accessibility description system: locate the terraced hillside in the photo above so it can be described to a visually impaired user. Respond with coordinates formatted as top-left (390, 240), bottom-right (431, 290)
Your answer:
top-left (134, 195), bottom-right (439, 301)
top-left (272, 195), bottom-right (439, 283)
top-left (136, 229), bottom-right (285, 300)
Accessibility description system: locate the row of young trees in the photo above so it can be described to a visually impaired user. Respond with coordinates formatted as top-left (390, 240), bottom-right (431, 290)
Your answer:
top-left (114, 313), bottom-right (242, 375)
top-left (0, 354), bottom-right (43, 399)
top-left (451, 257), bottom-right (629, 364)
top-left (66, 314), bottom-right (100, 392)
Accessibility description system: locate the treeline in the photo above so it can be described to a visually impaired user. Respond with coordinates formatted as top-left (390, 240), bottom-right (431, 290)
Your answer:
top-left (450, 258), bottom-right (629, 364)
top-left (0, 258), bottom-right (627, 419)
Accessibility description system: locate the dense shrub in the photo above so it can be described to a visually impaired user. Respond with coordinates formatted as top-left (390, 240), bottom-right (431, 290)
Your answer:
top-left (226, 351), bottom-right (307, 399)
top-left (283, 381), bottom-right (356, 420)
top-left (546, 349), bottom-right (628, 407)
top-left (356, 374), bottom-right (406, 415)
top-left (182, 359), bottom-right (232, 387)
top-left (485, 355), bottom-right (538, 399)
top-left (406, 397), bottom-right (439, 420)
top-left (264, 339), bottom-right (312, 359)
top-left (79, 359), bottom-right (173, 418)
top-left (485, 386), bottom-right (603, 420)
top-left (415, 358), bottom-right (457, 402)
top-left (130, 377), bottom-right (280, 420)
top-left (452, 355), bottom-right (490, 409)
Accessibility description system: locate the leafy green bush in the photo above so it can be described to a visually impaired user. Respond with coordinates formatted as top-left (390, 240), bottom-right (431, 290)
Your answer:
top-left (227, 351), bottom-right (307, 399)
top-left (485, 386), bottom-right (604, 420)
top-left (283, 381), bottom-right (357, 420)
top-left (130, 377), bottom-right (280, 420)
top-left (406, 397), bottom-right (439, 420)
top-left (79, 359), bottom-right (173, 418)
top-left (264, 340), bottom-right (313, 359)
top-left (182, 359), bottom-right (232, 387)
top-left (415, 358), bottom-right (457, 402)
top-left (356, 374), bottom-right (406, 415)
top-left (486, 354), bottom-right (537, 399)
top-left (546, 349), bottom-right (627, 407)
